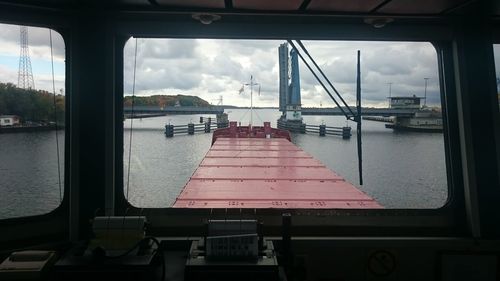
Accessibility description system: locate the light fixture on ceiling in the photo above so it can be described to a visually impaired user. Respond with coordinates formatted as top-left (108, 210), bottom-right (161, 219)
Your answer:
top-left (192, 13), bottom-right (221, 25)
top-left (364, 17), bottom-right (394, 28)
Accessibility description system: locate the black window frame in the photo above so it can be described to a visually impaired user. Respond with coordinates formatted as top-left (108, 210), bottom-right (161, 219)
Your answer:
top-left (0, 11), bottom-right (71, 248)
top-left (112, 15), bottom-right (468, 237)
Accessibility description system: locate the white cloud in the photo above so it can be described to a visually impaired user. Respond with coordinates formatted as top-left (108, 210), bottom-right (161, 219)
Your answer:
top-left (0, 23), bottom-right (65, 61)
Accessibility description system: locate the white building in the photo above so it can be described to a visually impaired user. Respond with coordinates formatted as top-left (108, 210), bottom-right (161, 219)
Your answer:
top-left (0, 115), bottom-right (20, 127)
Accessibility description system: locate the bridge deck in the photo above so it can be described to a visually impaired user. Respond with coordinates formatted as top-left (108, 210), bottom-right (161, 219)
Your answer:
top-left (300, 107), bottom-right (418, 116)
top-left (173, 138), bottom-right (382, 209)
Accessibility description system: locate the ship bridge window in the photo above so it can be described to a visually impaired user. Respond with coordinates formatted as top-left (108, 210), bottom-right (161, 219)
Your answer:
top-left (123, 38), bottom-right (448, 209)
top-left (0, 23), bottom-right (65, 220)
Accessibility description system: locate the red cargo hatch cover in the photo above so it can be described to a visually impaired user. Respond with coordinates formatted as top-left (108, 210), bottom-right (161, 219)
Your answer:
top-left (173, 138), bottom-right (382, 209)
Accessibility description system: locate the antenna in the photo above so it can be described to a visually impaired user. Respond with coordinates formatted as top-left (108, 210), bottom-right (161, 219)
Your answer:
top-left (243, 75), bottom-right (260, 126)
top-left (18, 26), bottom-right (35, 90)
top-left (423, 78), bottom-right (430, 107)
top-left (387, 82), bottom-right (392, 108)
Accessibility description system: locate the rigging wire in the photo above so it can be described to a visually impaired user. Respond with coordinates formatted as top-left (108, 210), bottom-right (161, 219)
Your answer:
top-left (287, 40), bottom-right (352, 121)
top-left (49, 29), bottom-right (62, 203)
top-left (126, 38), bottom-right (139, 201)
top-left (287, 40), bottom-right (363, 185)
top-left (296, 40), bottom-right (356, 118)
top-left (238, 108), bottom-right (250, 124)
top-left (253, 85), bottom-right (265, 124)
top-left (253, 109), bottom-right (264, 124)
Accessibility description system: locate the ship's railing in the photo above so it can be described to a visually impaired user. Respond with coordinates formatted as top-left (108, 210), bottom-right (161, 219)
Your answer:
top-left (211, 121), bottom-right (291, 144)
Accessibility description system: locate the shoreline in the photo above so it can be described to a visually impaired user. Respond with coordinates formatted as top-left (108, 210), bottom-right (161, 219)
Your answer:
top-left (0, 125), bottom-right (64, 134)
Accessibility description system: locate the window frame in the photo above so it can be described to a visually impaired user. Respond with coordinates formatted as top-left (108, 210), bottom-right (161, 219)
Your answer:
top-left (490, 25), bottom-right (500, 219)
top-left (0, 13), bottom-right (71, 248)
top-left (112, 15), bottom-right (468, 237)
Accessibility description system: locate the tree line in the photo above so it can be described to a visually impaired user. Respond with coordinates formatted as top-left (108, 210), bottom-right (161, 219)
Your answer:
top-left (0, 83), bottom-right (213, 125)
top-left (123, 94), bottom-right (210, 107)
top-left (0, 82), bottom-right (65, 124)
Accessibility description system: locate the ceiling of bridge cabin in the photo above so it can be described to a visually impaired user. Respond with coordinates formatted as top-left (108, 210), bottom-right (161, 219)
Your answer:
top-left (1, 0), bottom-right (499, 16)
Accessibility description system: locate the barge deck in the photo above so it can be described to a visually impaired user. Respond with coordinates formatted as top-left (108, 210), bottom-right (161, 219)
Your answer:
top-left (173, 123), bottom-right (381, 209)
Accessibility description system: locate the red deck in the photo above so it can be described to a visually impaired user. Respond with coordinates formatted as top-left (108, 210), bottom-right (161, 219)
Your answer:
top-left (173, 137), bottom-right (382, 209)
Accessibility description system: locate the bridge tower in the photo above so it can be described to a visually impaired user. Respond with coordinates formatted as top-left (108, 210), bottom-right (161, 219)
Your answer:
top-left (18, 26), bottom-right (35, 90)
top-left (278, 43), bottom-right (304, 131)
top-left (278, 43), bottom-right (289, 112)
top-left (286, 48), bottom-right (302, 121)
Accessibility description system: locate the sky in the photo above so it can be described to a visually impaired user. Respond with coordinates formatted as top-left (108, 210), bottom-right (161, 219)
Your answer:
top-left (123, 38), bottom-right (444, 108)
top-left (1, 22), bottom-right (500, 107)
top-left (0, 23), bottom-right (65, 93)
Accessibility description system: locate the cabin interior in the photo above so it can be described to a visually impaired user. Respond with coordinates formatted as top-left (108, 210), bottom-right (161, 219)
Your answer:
top-left (0, 0), bottom-right (499, 280)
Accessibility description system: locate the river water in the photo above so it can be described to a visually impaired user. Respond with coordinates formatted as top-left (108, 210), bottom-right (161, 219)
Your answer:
top-left (0, 108), bottom-right (448, 219)
top-left (0, 131), bottom-right (64, 219)
top-left (123, 109), bottom-right (447, 209)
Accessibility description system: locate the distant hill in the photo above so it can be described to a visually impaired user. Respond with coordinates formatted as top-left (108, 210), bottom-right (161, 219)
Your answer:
top-left (0, 82), bottom-right (64, 123)
top-left (124, 95), bottom-right (210, 107)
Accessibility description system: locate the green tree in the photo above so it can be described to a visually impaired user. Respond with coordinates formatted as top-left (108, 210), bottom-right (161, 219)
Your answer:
top-left (0, 82), bottom-right (65, 124)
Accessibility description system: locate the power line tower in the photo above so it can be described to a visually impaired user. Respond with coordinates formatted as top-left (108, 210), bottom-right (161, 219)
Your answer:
top-left (18, 26), bottom-right (35, 90)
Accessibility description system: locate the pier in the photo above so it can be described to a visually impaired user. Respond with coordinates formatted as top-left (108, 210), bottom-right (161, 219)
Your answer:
top-left (0, 124), bottom-right (62, 133)
top-left (277, 118), bottom-right (351, 139)
top-left (165, 122), bottom-right (228, 137)
top-left (164, 113), bottom-right (229, 137)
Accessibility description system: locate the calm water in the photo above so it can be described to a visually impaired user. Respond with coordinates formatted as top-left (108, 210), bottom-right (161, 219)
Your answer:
top-left (0, 108), bottom-right (448, 219)
top-left (123, 109), bottom-right (447, 209)
top-left (0, 131), bottom-right (64, 219)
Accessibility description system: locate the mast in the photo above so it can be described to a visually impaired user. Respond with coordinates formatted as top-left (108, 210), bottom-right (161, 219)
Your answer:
top-left (356, 50), bottom-right (363, 185)
top-left (387, 82), bottom-right (392, 108)
top-left (250, 75), bottom-right (253, 126)
top-left (244, 75), bottom-right (259, 126)
top-left (423, 78), bottom-right (429, 107)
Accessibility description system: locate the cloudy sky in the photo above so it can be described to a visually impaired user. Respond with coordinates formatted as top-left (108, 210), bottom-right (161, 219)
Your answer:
top-left (124, 38), bottom-right (444, 107)
top-left (0, 23), bottom-right (65, 93)
top-left (1, 22), bottom-right (500, 107)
